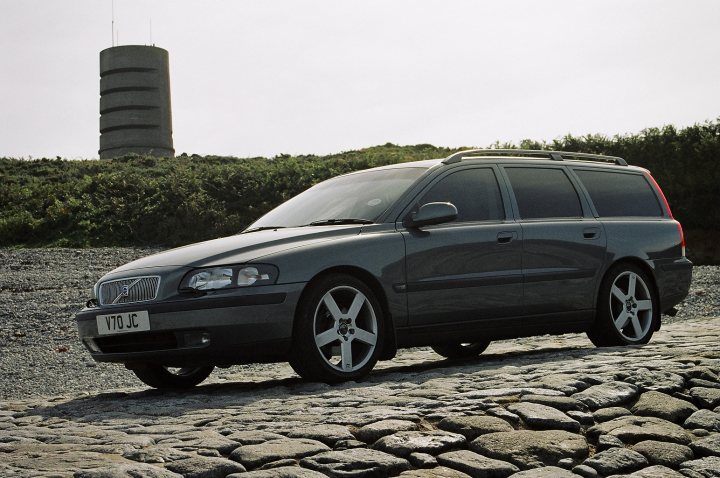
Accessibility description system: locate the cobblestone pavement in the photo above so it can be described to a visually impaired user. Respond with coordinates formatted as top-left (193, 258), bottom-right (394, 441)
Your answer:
top-left (1, 248), bottom-right (717, 400)
top-left (1, 316), bottom-right (719, 478)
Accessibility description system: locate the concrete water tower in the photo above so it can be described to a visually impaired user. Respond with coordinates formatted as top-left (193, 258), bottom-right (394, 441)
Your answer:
top-left (99, 45), bottom-right (174, 158)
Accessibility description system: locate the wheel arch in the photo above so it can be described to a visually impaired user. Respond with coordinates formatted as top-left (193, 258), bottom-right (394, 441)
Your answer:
top-left (293, 266), bottom-right (398, 360)
top-left (599, 257), bottom-right (661, 331)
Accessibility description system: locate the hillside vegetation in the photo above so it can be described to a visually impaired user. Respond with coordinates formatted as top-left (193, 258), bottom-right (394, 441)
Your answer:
top-left (1, 120), bottom-right (718, 254)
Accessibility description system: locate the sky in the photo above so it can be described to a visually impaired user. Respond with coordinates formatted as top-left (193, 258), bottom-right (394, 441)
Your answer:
top-left (1, 0), bottom-right (719, 159)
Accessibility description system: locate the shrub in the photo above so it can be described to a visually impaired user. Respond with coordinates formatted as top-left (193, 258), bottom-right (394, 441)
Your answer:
top-left (1, 120), bottom-right (717, 248)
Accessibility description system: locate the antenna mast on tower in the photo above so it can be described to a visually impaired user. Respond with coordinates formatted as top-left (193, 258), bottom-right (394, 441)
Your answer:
top-left (111, 0), bottom-right (115, 46)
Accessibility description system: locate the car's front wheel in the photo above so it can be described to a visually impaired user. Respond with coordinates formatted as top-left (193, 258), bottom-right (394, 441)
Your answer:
top-left (290, 274), bottom-right (384, 383)
top-left (131, 364), bottom-right (214, 389)
top-left (431, 341), bottom-right (490, 359)
top-left (587, 263), bottom-right (658, 347)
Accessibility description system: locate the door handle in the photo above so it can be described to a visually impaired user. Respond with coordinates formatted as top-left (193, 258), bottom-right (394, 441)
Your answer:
top-left (497, 231), bottom-right (517, 244)
top-left (583, 227), bottom-right (600, 240)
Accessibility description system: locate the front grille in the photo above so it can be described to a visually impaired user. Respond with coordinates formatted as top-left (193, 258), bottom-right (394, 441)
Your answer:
top-left (99, 276), bottom-right (160, 305)
top-left (94, 331), bottom-right (177, 354)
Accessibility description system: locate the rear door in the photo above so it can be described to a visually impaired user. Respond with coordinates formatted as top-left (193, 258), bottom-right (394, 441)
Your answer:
top-left (501, 165), bottom-right (607, 320)
top-left (570, 167), bottom-right (691, 308)
top-left (400, 166), bottom-right (523, 338)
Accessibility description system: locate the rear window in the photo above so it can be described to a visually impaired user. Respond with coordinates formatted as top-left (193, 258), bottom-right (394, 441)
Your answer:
top-left (505, 167), bottom-right (583, 219)
top-left (574, 169), bottom-right (663, 217)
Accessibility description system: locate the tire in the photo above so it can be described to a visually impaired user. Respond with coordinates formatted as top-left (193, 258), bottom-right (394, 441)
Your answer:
top-left (132, 364), bottom-right (214, 389)
top-left (587, 263), bottom-right (658, 347)
top-left (431, 341), bottom-right (490, 359)
top-left (289, 274), bottom-right (384, 383)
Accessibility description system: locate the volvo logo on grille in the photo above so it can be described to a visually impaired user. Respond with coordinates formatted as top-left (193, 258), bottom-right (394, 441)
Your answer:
top-left (112, 279), bottom-right (143, 304)
top-left (100, 276), bottom-right (160, 306)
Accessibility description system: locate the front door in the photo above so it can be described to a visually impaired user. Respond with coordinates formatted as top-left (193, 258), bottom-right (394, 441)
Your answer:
top-left (400, 166), bottom-right (523, 340)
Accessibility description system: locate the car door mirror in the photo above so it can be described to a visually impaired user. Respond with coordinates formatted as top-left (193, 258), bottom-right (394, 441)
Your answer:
top-left (405, 202), bottom-right (458, 228)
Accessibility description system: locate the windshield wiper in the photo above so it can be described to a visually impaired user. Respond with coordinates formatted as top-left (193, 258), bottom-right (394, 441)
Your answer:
top-left (305, 218), bottom-right (374, 226)
top-left (242, 226), bottom-right (286, 234)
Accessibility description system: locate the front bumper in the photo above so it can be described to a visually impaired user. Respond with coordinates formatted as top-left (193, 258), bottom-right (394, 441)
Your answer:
top-left (75, 283), bottom-right (305, 367)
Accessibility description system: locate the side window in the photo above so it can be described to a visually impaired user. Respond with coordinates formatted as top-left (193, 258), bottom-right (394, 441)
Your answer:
top-left (417, 168), bottom-right (504, 223)
top-left (505, 167), bottom-right (583, 219)
top-left (574, 169), bottom-right (663, 217)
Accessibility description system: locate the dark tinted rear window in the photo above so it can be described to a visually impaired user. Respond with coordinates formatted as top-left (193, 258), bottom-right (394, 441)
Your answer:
top-left (505, 167), bottom-right (582, 219)
top-left (574, 169), bottom-right (662, 217)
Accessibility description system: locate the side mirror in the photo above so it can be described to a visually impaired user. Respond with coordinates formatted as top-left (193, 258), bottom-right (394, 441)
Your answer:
top-left (405, 202), bottom-right (458, 228)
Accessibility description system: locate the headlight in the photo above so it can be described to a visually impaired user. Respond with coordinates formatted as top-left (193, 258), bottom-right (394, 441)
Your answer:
top-left (180, 264), bottom-right (278, 291)
top-left (188, 268), bottom-right (233, 290)
top-left (237, 266), bottom-right (270, 286)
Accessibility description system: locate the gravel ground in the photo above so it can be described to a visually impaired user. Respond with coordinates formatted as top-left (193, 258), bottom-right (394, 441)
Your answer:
top-left (0, 247), bottom-right (717, 401)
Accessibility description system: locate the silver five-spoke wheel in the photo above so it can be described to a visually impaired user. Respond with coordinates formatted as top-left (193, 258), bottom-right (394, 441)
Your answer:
top-left (609, 271), bottom-right (653, 341)
top-left (314, 286), bottom-right (378, 372)
top-left (290, 274), bottom-right (384, 382)
top-left (587, 263), bottom-right (657, 347)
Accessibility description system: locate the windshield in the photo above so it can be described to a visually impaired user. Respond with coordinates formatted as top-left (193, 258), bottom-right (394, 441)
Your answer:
top-left (248, 167), bottom-right (428, 229)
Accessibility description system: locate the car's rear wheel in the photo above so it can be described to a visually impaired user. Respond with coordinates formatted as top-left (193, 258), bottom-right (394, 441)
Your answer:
top-left (587, 263), bottom-right (657, 347)
top-left (290, 274), bottom-right (384, 383)
top-left (131, 364), bottom-right (214, 389)
top-left (431, 341), bottom-right (490, 359)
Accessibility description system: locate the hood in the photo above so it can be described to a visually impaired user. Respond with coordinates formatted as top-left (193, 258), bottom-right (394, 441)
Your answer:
top-left (112, 226), bottom-right (362, 273)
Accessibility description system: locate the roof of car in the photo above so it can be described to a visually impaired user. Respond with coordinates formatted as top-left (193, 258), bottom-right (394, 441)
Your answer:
top-left (441, 149), bottom-right (628, 166)
top-left (352, 150), bottom-right (646, 175)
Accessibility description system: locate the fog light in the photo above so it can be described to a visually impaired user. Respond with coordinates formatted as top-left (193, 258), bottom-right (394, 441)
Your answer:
top-left (183, 332), bottom-right (211, 347)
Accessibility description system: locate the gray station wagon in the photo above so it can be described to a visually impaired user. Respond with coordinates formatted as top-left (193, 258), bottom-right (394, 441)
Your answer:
top-left (76, 149), bottom-right (693, 388)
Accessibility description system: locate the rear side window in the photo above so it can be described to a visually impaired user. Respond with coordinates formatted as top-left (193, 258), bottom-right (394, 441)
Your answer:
top-left (417, 168), bottom-right (504, 222)
top-left (505, 167), bottom-right (582, 219)
top-left (574, 169), bottom-right (663, 217)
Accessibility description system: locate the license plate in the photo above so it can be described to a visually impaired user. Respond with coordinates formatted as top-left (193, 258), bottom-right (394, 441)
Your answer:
top-left (96, 311), bottom-right (150, 335)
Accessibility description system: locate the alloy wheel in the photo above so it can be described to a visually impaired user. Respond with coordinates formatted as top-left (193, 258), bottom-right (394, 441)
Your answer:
top-left (312, 285), bottom-right (378, 372)
top-left (609, 271), bottom-right (653, 341)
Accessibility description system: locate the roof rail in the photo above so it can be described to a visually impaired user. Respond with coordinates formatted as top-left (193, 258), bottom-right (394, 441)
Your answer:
top-left (442, 149), bottom-right (628, 166)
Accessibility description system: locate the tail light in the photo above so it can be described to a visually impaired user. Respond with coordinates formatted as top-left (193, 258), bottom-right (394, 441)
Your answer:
top-left (646, 172), bottom-right (685, 257)
top-left (677, 222), bottom-right (686, 258)
top-left (646, 172), bottom-right (673, 218)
